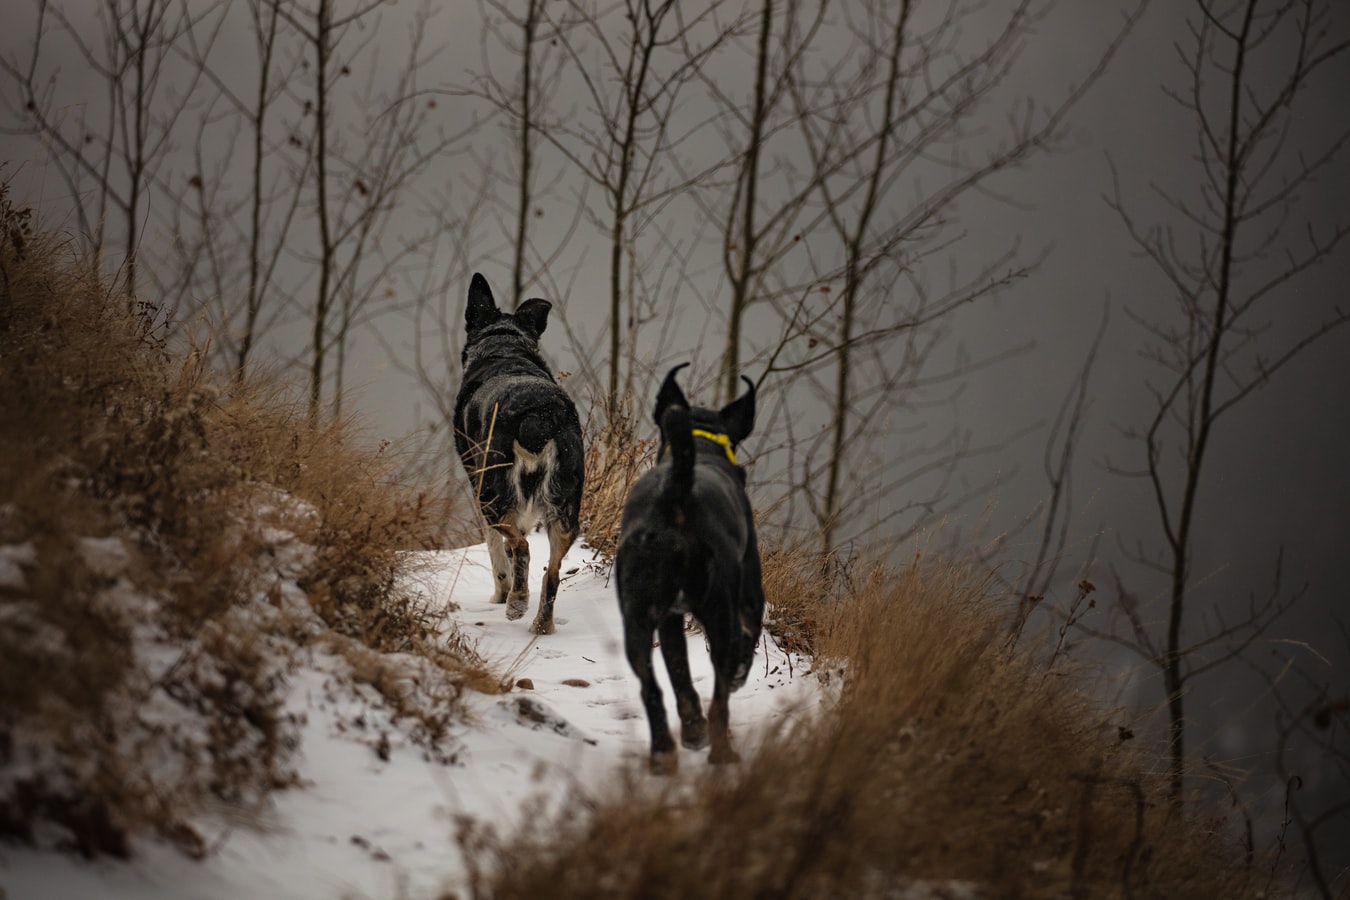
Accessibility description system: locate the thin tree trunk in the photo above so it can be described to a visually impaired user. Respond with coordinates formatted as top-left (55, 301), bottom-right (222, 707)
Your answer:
top-left (605, 1), bottom-right (672, 423)
top-left (723, 0), bottom-right (772, 404)
top-left (821, 1), bottom-right (910, 553)
top-left (511, 0), bottom-right (541, 310)
top-left (237, 1), bottom-right (280, 380)
top-left (123, 5), bottom-right (154, 308)
top-left (821, 264), bottom-right (857, 553)
top-left (309, 0), bottom-right (333, 424)
top-left (1163, 0), bottom-right (1254, 802)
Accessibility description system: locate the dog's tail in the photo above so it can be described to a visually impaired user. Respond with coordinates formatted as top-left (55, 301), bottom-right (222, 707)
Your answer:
top-left (516, 413), bottom-right (552, 456)
top-left (661, 404), bottom-right (695, 506)
top-left (517, 405), bottom-right (571, 456)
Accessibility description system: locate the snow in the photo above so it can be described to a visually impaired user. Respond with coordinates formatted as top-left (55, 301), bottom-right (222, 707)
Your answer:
top-left (0, 532), bottom-right (824, 900)
top-left (0, 542), bottom-right (37, 591)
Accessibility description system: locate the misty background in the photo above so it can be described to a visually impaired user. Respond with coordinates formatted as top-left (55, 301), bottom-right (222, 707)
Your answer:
top-left (2, 0), bottom-right (1346, 889)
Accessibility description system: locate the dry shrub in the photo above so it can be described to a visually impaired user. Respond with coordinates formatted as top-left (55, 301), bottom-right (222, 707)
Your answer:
top-left (0, 197), bottom-right (490, 857)
top-left (579, 393), bottom-right (657, 561)
top-left (757, 529), bottom-right (853, 657)
top-left (329, 637), bottom-right (479, 762)
top-left (460, 555), bottom-right (1274, 900)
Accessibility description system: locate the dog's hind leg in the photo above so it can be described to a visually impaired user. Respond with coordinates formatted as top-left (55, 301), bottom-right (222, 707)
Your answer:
top-left (531, 520), bottom-right (576, 635)
top-left (623, 612), bottom-right (678, 775)
top-left (491, 523), bottom-right (532, 620)
top-left (706, 613), bottom-right (743, 765)
top-left (485, 526), bottom-right (510, 605)
top-left (657, 612), bottom-right (708, 751)
top-left (706, 674), bottom-right (740, 765)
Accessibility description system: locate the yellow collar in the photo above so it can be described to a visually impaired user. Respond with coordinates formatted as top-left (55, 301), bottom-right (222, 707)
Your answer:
top-left (691, 429), bottom-right (737, 464)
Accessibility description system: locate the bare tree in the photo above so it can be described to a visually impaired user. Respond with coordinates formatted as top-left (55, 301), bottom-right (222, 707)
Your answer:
top-left (718, 0), bottom-right (775, 404)
top-left (161, 0), bottom-right (312, 380)
top-left (707, 0), bottom-right (826, 405)
top-left (536, 0), bottom-right (753, 422)
top-left (373, 0), bottom-right (588, 480)
top-left (496, 0), bottom-right (544, 309)
top-left (986, 305), bottom-right (1110, 651)
top-left (372, 183), bottom-right (490, 478)
top-left (1259, 637), bottom-right (1350, 898)
top-left (1105, 0), bottom-right (1350, 801)
top-left (299, 0), bottom-right (342, 421)
top-left (236, 0), bottom-right (288, 378)
top-left (1, 0), bottom-right (228, 308)
top-left (465, 0), bottom-right (596, 314)
top-left (746, 0), bottom-right (1146, 554)
top-left (3, 0), bottom-right (468, 421)
top-left (242, 0), bottom-right (466, 422)
top-left (478, 0), bottom-right (546, 310)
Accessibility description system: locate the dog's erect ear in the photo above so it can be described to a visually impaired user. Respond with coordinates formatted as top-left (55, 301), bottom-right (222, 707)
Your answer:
top-left (466, 273), bottom-right (500, 332)
top-left (654, 363), bottom-right (691, 427)
top-left (514, 297), bottom-right (552, 339)
top-left (719, 375), bottom-right (756, 445)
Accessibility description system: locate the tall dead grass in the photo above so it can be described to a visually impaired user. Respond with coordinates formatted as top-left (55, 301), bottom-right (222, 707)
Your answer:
top-left (459, 554), bottom-right (1277, 899)
top-left (578, 393), bottom-right (658, 561)
top-left (0, 192), bottom-right (492, 857)
top-left (758, 532), bottom-right (852, 657)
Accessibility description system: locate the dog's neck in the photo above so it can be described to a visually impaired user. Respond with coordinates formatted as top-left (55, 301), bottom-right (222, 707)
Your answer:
top-left (690, 429), bottom-right (737, 464)
top-left (463, 334), bottom-right (552, 377)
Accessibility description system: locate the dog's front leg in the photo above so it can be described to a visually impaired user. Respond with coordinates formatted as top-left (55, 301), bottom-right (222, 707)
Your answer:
top-left (657, 613), bottom-right (708, 751)
top-left (707, 676), bottom-right (740, 765)
top-left (531, 521), bottom-right (576, 635)
top-left (485, 526), bottom-right (510, 605)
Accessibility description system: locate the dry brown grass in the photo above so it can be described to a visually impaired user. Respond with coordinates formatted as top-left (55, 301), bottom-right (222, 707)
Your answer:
top-left (578, 393), bottom-right (658, 561)
top-left (0, 193), bottom-right (493, 857)
top-left (457, 554), bottom-right (1278, 899)
top-left (758, 529), bottom-right (851, 658)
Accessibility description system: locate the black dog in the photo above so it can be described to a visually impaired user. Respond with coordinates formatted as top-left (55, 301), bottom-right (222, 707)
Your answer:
top-left (615, 364), bottom-right (765, 774)
top-left (453, 272), bottom-right (584, 635)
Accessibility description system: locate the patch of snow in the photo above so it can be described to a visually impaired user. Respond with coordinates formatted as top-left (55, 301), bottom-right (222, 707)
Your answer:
top-left (0, 541), bottom-right (37, 590)
top-left (77, 535), bottom-right (132, 579)
top-left (0, 532), bottom-right (825, 900)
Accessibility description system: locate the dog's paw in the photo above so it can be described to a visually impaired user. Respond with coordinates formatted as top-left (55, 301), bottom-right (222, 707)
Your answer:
top-left (680, 721), bottom-right (709, 751)
top-left (649, 751), bottom-right (678, 776)
top-left (505, 595), bottom-right (529, 620)
top-left (530, 615), bottom-right (556, 636)
top-left (708, 745), bottom-right (741, 766)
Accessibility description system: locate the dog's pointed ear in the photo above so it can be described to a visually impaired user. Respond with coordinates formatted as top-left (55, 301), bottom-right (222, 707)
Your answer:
top-left (654, 363), bottom-right (691, 427)
top-left (466, 273), bottom-right (500, 332)
top-left (514, 298), bottom-right (552, 339)
top-left (719, 375), bottom-right (756, 445)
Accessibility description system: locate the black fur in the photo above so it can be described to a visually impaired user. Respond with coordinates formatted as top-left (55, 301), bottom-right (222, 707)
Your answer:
top-left (614, 363), bottom-right (764, 774)
top-left (453, 272), bottom-right (583, 635)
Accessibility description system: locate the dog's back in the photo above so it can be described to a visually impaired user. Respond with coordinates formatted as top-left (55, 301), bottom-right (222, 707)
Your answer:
top-left (455, 338), bottom-right (583, 530)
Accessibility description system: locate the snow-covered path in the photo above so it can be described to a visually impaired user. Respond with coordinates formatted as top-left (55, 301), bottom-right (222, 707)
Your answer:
top-left (1, 533), bottom-right (822, 900)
